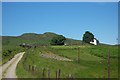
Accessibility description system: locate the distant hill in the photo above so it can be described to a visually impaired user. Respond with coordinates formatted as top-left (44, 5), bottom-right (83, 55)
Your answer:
top-left (2, 32), bottom-right (83, 46)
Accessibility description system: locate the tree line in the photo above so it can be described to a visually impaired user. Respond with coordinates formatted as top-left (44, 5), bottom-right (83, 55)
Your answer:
top-left (50, 31), bottom-right (99, 45)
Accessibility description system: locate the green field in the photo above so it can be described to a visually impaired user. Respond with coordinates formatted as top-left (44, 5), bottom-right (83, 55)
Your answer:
top-left (1, 33), bottom-right (119, 78)
top-left (1, 32), bottom-right (83, 65)
top-left (16, 45), bottom-right (118, 78)
top-left (1, 45), bottom-right (25, 65)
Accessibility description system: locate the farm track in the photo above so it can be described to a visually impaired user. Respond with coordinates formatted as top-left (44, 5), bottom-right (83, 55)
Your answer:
top-left (0, 52), bottom-right (25, 79)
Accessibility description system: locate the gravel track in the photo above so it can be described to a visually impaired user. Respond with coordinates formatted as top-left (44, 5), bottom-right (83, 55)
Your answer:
top-left (0, 52), bottom-right (25, 79)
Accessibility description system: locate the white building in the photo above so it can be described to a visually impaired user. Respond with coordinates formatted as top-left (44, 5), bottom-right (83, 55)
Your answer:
top-left (90, 38), bottom-right (97, 45)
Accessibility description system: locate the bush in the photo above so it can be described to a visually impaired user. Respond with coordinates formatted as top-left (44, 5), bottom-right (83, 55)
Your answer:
top-left (50, 35), bottom-right (66, 45)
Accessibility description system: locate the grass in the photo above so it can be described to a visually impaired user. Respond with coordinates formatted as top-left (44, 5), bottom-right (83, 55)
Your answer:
top-left (0, 45), bottom-right (25, 65)
top-left (2, 32), bottom-right (118, 78)
top-left (16, 51), bottom-right (35, 78)
top-left (16, 45), bottom-right (118, 78)
top-left (17, 48), bottom-right (88, 78)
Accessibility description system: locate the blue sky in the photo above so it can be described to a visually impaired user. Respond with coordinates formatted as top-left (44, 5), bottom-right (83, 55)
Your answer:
top-left (2, 2), bottom-right (118, 45)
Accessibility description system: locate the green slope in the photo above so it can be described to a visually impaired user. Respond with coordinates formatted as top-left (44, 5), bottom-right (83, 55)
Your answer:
top-left (2, 32), bottom-right (83, 46)
top-left (16, 45), bottom-right (118, 78)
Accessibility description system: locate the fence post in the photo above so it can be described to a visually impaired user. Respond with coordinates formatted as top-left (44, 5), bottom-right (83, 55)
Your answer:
top-left (32, 66), bottom-right (35, 74)
top-left (78, 47), bottom-right (80, 63)
top-left (58, 69), bottom-right (61, 80)
top-left (42, 68), bottom-right (45, 78)
top-left (48, 68), bottom-right (50, 79)
top-left (107, 50), bottom-right (110, 80)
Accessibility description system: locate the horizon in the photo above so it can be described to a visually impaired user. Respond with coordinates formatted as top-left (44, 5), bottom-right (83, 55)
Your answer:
top-left (2, 2), bottom-right (118, 45)
top-left (1, 31), bottom-right (117, 45)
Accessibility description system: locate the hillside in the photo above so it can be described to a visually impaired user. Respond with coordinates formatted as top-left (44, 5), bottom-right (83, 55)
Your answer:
top-left (1, 32), bottom-right (118, 78)
top-left (16, 45), bottom-right (118, 78)
top-left (2, 32), bottom-right (83, 46)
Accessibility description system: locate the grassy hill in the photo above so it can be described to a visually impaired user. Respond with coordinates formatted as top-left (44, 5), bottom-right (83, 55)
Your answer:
top-left (16, 45), bottom-right (118, 78)
top-left (1, 32), bottom-right (83, 65)
top-left (2, 32), bottom-right (83, 46)
top-left (1, 32), bottom-right (118, 78)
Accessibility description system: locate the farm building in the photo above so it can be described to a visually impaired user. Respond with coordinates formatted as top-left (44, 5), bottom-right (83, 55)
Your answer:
top-left (90, 38), bottom-right (97, 45)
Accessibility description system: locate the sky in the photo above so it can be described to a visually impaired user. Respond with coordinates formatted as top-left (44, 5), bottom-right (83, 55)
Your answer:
top-left (2, 0), bottom-right (120, 2)
top-left (2, 2), bottom-right (118, 45)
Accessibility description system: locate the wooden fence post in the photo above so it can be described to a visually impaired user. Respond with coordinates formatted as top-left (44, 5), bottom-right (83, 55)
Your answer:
top-left (33, 66), bottom-right (34, 72)
top-left (58, 69), bottom-right (61, 80)
top-left (42, 68), bottom-right (45, 78)
top-left (107, 50), bottom-right (110, 80)
top-left (32, 66), bottom-right (35, 74)
top-left (48, 68), bottom-right (50, 79)
top-left (78, 47), bottom-right (80, 63)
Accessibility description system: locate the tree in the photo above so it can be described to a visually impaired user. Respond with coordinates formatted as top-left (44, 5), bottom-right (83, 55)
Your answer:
top-left (82, 31), bottom-right (94, 43)
top-left (50, 35), bottom-right (66, 45)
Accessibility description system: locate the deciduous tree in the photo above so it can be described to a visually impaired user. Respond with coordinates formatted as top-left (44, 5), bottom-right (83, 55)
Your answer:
top-left (50, 35), bottom-right (66, 45)
top-left (82, 31), bottom-right (94, 43)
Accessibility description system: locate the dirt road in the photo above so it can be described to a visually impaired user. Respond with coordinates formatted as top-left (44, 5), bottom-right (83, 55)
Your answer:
top-left (0, 52), bottom-right (25, 79)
